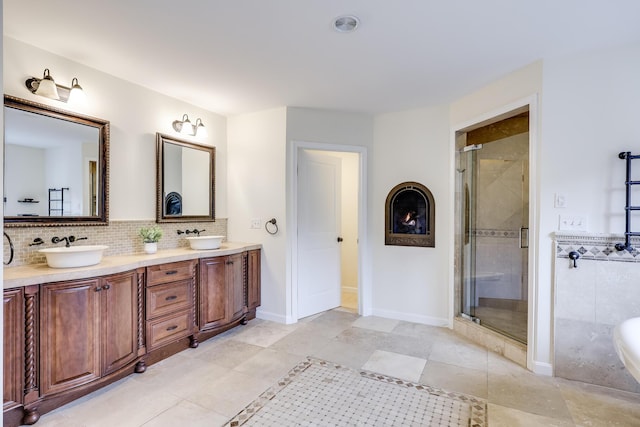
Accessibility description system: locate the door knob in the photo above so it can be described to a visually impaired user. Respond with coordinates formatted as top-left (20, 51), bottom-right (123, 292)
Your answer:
top-left (337, 237), bottom-right (343, 242)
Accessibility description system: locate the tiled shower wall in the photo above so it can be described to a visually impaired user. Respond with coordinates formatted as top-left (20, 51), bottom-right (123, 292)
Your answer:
top-left (3, 219), bottom-right (227, 266)
top-left (555, 232), bottom-right (640, 393)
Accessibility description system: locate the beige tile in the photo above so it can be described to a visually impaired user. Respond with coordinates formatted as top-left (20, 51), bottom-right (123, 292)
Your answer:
top-left (420, 360), bottom-right (488, 398)
top-left (558, 378), bottom-right (640, 426)
top-left (489, 369), bottom-right (572, 421)
top-left (142, 400), bottom-right (229, 427)
top-left (311, 339), bottom-right (376, 369)
top-left (268, 324), bottom-right (335, 357)
top-left (49, 376), bottom-right (183, 427)
top-left (429, 334), bottom-right (489, 371)
top-left (191, 338), bottom-right (264, 369)
top-left (185, 370), bottom-right (273, 418)
top-left (230, 322), bottom-right (299, 347)
top-left (487, 403), bottom-right (575, 426)
top-left (232, 348), bottom-right (304, 383)
top-left (362, 350), bottom-right (426, 382)
top-left (353, 315), bottom-right (400, 332)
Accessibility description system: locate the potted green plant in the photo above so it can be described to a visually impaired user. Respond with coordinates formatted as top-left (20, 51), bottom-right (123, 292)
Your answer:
top-left (139, 225), bottom-right (163, 254)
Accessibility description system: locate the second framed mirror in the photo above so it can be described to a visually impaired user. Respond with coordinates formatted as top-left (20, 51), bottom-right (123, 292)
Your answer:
top-left (156, 133), bottom-right (215, 223)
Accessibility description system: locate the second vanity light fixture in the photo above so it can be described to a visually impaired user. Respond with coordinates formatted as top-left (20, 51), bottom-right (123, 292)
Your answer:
top-left (25, 68), bottom-right (86, 104)
top-left (172, 114), bottom-right (207, 137)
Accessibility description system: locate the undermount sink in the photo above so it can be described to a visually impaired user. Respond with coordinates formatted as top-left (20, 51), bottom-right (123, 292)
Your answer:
top-left (39, 245), bottom-right (109, 268)
top-left (186, 235), bottom-right (224, 250)
top-left (613, 317), bottom-right (640, 383)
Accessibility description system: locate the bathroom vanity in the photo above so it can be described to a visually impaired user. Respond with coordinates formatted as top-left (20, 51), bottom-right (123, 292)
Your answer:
top-left (2, 244), bottom-right (261, 426)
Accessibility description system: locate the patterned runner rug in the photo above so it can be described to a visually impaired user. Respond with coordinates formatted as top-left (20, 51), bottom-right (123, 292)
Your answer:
top-left (225, 357), bottom-right (487, 427)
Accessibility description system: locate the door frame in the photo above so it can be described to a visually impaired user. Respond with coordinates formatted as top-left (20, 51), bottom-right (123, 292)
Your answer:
top-left (287, 140), bottom-right (370, 323)
top-left (450, 95), bottom-right (539, 372)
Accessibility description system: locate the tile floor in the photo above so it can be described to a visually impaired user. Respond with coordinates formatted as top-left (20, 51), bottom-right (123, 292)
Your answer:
top-left (32, 309), bottom-right (640, 426)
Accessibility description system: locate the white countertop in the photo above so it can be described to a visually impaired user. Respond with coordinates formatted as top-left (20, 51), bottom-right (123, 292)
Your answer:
top-left (3, 242), bottom-right (261, 289)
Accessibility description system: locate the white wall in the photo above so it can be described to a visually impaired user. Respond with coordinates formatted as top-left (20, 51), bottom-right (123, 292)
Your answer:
top-left (541, 43), bottom-right (640, 234)
top-left (227, 108), bottom-right (288, 321)
top-left (371, 106), bottom-right (451, 325)
top-left (4, 37), bottom-right (227, 220)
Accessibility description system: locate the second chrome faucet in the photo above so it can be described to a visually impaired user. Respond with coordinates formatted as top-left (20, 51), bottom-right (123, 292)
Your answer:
top-left (52, 235), bottom-right (88, 247)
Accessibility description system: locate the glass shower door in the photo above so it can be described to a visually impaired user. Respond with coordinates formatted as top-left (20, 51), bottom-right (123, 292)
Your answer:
top-left (461, 134), bottom-right (529, 344)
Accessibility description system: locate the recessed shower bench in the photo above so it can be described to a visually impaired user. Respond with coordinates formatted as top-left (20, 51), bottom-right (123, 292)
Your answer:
top-left (3, 243), bottom-right (261, 427)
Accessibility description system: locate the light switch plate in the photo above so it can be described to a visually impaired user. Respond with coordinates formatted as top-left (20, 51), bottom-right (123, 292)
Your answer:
top-left (559, 215), bottom-right (588, 231)
top-left (554, 193), bottom-right (567, 208)
top-left (250, 218), bottom-right (261, 229)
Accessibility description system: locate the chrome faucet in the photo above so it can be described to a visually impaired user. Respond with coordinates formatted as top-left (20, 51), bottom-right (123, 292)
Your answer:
top-left (185, 229), bottom-right (205, 236)
top-left (52, 235), bottom-right (88, 247)
top-left (52, 236), bottom-right (70, 247)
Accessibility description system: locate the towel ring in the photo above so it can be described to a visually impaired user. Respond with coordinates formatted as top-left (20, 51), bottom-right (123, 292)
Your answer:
top-left (4, 232), bottom-right (14, 265)
top-left (265, 218), bottom-right (278, 235)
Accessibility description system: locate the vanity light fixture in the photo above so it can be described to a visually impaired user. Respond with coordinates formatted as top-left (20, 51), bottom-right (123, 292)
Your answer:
top-left (25, 68), bottom-right (86, 103)
top-left (172, 114), bottom-right (207, 137)
top-left (195, 118), bottom-right (207, 137)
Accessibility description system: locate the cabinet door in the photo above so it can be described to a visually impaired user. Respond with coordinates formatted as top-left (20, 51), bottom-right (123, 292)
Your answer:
top-left (4, 288), bottom-right (24, 410)
top-left (227, 253), bottom-right (246, 322)
top-left (199, 257), bottom-right (229, 330)
top-left (40, 279), bottom-right (101, 396)
top-left (247, 249), bottom-right (261, 311)
top-left (102, 271), bottom-right (139, 375)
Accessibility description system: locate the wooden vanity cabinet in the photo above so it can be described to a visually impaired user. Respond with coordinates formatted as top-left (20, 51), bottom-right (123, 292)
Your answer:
top-left (199, 253), bottom-right (245, 332)
top-left (145, 260), bottom-right (197, 352)
top-left (247, 249), bottom-right (261, 318)
top-left (40, 269), bottom-right (142, 397)
top-left (4, 288), bottom-right (24, 418)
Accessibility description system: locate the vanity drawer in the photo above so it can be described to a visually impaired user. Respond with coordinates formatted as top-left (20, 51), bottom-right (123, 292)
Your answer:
top-left (146, 279), bottom-right (193, 319)
top-left (146, 310), bottom-right (193, 350)
top-left (147, 260), bottom-right (195, 286)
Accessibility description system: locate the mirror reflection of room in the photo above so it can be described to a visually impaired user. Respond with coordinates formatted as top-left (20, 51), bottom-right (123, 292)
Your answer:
top-left (4, 105), bottom-right (100, 217)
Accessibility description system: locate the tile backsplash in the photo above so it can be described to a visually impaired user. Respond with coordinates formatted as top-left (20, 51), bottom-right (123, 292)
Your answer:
top-left (3, 219), bottom-right (227, 266)
top-left (554, 232), bottom-right (640, 393)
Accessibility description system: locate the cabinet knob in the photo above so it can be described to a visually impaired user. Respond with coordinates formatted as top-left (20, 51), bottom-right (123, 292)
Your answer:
top-left (95, 287), bottom-right (102, 292)
top-left (337, 237), bottom-right (344, 242)
top-left (103, 284), bottom-right (110, 290)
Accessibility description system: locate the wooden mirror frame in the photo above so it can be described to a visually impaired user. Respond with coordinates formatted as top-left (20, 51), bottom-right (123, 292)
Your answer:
top-left (156, 133), bottom-right (215, 223)
top-left (4, 95), bottom-right (109, 227)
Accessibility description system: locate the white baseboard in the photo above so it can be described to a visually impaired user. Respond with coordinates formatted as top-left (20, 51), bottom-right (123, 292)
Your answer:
top-left (532, 360), bottom-right (553, 376)
top-left (255, 308), bottom-right (288, 324)
top-left (370, 308), bottom-right (449, 327)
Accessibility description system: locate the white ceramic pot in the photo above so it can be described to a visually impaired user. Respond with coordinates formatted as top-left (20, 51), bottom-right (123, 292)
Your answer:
top-left (144, 242), bottom-right (158, 254)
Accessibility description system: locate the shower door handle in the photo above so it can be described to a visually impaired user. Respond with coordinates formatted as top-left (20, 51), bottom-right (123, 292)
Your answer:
top-left (519, 227), bottom-right (529, 249)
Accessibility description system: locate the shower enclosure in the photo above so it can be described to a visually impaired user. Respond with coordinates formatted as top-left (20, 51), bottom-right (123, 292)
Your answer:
top-left (457, 111), bottom-right (529, 344)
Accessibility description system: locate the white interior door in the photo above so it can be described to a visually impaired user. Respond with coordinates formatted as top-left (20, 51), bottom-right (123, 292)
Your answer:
top-left (297, 149), bottom-right (342, 318)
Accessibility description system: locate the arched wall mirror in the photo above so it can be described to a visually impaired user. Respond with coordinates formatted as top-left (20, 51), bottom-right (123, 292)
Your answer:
top-left (4, 95), bottom-right (109, 227)
top-left (156, 133), bottom-right (215, 223)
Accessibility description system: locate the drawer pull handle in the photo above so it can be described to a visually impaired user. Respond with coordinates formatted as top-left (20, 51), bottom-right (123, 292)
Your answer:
top-left (95, 287), bottom-right (102, 292)
top-left (165, 270), bottom-right (178, 275)
top-left (166, 325), bottom-right (178, 331)
top-left (165, 295), bottom-right (177, 301)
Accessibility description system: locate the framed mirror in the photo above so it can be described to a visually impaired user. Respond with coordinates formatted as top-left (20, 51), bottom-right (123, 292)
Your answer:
top-left (4, 95), bottom-right (109, 227)
top-left (156, 133), bottom-right (215, 223)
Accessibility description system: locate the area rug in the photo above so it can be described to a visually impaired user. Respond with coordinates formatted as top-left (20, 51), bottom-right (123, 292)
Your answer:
top-left (224, 357), bottom-right (487, 426)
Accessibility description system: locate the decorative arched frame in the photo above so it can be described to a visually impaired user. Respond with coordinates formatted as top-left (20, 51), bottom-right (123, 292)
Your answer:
top-left (385, 181), bottom-right (435, 247)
